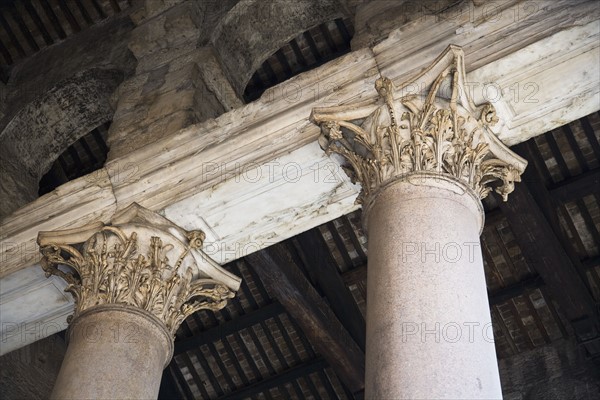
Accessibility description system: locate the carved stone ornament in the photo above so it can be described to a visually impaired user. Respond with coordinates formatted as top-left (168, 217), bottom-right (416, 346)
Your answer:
top-left (311, 45), bottom-right (527, 203)
top-left (37, 203), bottom-right (241, 335)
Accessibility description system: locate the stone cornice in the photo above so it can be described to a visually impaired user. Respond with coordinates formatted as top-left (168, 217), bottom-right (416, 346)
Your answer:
top-left (37, 203), bottom-right (241, 335)
top-left (312, 45), bottom-right (527, 204)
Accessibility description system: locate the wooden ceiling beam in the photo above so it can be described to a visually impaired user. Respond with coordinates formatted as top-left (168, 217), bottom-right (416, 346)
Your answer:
top-left (219, 358), bottom-right (328, 400)
top-left (8, 5), bottom-right (39, 52)
top-left (0, 11), bottom-right (26, 57)
top-left (583, 256), bottom-right (600, 270)
top-left (0, 36), bottom-right (12, 65)
top-left (173, 301), bottom-right (285, 355)
top-left (335, 18), bottom-right (352, 44)
top-left (158, 367), bottom-right (184, 400)
top-left (581, 114), bottom-right (600, 161)
top-left (488, 275), bottom-right (544, 306)
top-left (89, 0), bottom-right (107, 20)
top-left (57, 0), bottom-right (81, 33)
top-left (246, 244), bottom-right (365, 394)
top-left (497, 142), bottom-right (599, 345)
top-left (39, 0), bottom-right (66, 39)
top-left (342, 264), bottom-right (367, 286)
top-left (550, 168), bottom-right (600, 203)
top-left (74, 0), bottom-right (93, 26)
top-left (21, 0), bottom-right (53, 45)
top-left (296, 230), bottom-right (366, 351)
top-left (289, 39), bottom-right (307, 68)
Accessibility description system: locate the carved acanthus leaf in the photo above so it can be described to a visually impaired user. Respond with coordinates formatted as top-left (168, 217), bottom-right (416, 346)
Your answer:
top-left (311, 45), bottom-right (527, 202)
top-left (38, 204), bottom-right (240, 335)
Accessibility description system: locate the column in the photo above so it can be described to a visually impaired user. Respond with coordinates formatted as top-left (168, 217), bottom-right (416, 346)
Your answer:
top-left (37, 203), bottom-right (241, 399)
top-left (311, 45), bottom-right (526, 399)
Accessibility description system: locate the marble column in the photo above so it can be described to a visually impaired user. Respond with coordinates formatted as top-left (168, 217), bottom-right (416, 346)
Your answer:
top-left (37, 203), bottom-right (241, 400)
top-left (312, 46), bottom-right (526, 399)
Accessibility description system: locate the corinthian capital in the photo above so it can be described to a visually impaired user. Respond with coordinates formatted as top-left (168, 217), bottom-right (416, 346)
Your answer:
top-left (37, 203), bottom-right (241, 335)
top-left (311, 45), bottom-right (526, 203)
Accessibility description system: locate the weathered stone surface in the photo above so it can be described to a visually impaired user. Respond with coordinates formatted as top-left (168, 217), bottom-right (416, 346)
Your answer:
top-left (50, 307), bottom-right (171, 400)
top-left (0, 81), bottom-right (6, 121)
top-left (3, 69), bottom-right (123, 177)
top-left (107, 58), bottom-right (228, 159)
top-left (211, 0), bottom-right (348, 95)
top-left (0, 15), bottom-right (135, 218)
top-left (128, 1), bottom-right (202, 59)
top-left (352, 0), bottom-right (466, 49)
top-left (0, 162), bottom-right (38, 221)
top-left (2, 9), bottom-right (598, 284)
top-left (108, 1), bottom-right (242, 160)
top-left (0, 15), bottom-right (135, 133)
top-left (106, 46), bottom-right (375, 213)
top-left (0, 69), bottom-right (124, 219)
top-left (1, 169), bottom-right (116, 278)
top-left (371, 0), bottom-right (600, 77)
top-left (194, 47), bottom-right (244, 111)
top-left (468, 20), bottom-right (600, 145)
top-left (364, 176), bottom-right (501, 399)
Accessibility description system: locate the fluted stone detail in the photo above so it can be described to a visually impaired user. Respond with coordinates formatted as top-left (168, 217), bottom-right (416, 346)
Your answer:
top-left (38, 203), bottom-right (241, 335)
top-left (312, 45), bottom-right (527, 203)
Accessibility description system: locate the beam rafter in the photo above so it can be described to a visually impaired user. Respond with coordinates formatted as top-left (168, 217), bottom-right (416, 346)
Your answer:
top-left (219, 358), bottom-right (328, 400)
top-left (296, 230), bottom-right (366, 350)
top-left (174, 302), bottom-right (285, 355)
top-left (497, 142), bottom-right (599, 348)
top-left (246, 244), bottom-right (365, 394)
top-left (549, 169), bottom-right (600, 203)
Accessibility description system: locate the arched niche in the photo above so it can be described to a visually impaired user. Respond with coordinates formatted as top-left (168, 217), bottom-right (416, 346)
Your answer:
top-left (211, 0), bottom-right (349, 97)
top-left (242, 17), bottom-right (354, 102)
top-left (0, 68), bottom-right (124, 220)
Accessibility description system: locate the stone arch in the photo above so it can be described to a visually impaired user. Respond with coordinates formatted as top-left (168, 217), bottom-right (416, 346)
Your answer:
top-left (0, 68), bottom-right (124, 219)
top-left (211, 0), bottom-right (349, 96)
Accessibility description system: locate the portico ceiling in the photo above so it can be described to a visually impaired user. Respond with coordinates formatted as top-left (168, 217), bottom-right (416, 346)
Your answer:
top-left (0, 0), bottom-right (130, 77)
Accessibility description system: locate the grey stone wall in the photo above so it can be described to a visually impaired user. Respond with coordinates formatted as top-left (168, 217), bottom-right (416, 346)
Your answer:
top-left (0, 15), bottom-right (135, 218)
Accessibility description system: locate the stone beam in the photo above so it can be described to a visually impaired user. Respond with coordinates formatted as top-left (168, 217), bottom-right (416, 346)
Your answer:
top-left (1, 1), bottom-right (599, 352)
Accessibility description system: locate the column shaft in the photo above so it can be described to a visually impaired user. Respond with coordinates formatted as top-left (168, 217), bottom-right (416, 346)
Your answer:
top-left (51, 306), bottom-right (172, 400)
top-left (311, 45), bottom-right (526, 399)
top-left (364, 175), bottom-right (502, 399)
